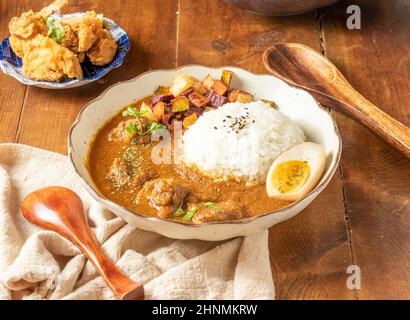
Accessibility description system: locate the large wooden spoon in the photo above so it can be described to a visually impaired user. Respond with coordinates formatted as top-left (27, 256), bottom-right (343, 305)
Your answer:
top-left (263, 43), bottom-right (410, 158)
top-left (20, 187), bottom-right (144, 300)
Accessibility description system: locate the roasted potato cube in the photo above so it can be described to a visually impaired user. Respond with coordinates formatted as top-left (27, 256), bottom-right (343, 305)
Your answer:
top-left (212, 80), bottom-right (229, 96)
top-left (227, 89), bottom-right (240, 102)
top-left (237, 91), bottom-right (254, 103)
top-left (221, 70), bottom-right (233, 86)
top-left (202, 74), bottom-right (215, 91)
top-left (170, 74), bottom-right (196, 96)
top-left (183, 113), bottom-right (198, 129)
top-left (172, 96), bottom-right (190, 113)
top-left (228, 89), bottom-right (253, 103)
top-left (261, 99), bottom-right (277, 108)
top-left (193, 81), bottom-right (208, 96)
top-left (154, 86), bottom-right (171, 95)
top-left (140, 102), bottom-right (156, 123)
top-left (189, 91), bottom-right (210, 108)
top-left (152, 102), bottom-right (165, 122)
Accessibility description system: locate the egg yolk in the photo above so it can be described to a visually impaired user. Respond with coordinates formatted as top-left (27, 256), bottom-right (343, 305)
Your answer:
top-left (271, 160), bottom-right (310, 194)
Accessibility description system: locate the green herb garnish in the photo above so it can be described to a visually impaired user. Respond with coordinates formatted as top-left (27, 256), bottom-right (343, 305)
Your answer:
top-left (173, 208), bottom-right (186, 217)
top-left (145, 122), bottom-right (166, 135)
top-left (122, 106), bottom-right (165, 138)
top-left (203, 202), bottom-right (220, 209)
top-left (183, 206), bottom-right (199, 222)
top-left (47, 17), bottom-right (65, 42)
top-left (122, 106), bottom-right (146, 118)
top-left (125, 122), bottom-right (137, 136)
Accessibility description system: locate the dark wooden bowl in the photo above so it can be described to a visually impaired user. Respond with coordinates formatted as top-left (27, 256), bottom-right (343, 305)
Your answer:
top-left (223, 0), bottom-right (340, 16)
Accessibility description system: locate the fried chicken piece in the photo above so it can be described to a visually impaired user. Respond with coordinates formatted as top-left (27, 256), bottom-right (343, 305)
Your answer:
top-left (39, 0), bottom-right (69, 17)
top-left (63, 11), bottom-right (104, 52)
top-left (8, 1), bottom-right (68, 39)
top-left (22, 35), bottom-right (83, 81)
top-left (78, 26), bottom-right (98, 52)
top-left (87, 29), bottom-right (118, 66)
top-left (8, 0), bottom-right (70, 58)
top-left (8, 10), bottom-right (47, 39)
top-left (60, 24), bottom-right (79, 52)
top-left (9, 35), bottom-right (28, 58)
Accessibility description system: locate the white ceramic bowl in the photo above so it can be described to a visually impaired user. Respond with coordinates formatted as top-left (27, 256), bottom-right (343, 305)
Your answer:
top-left (69, 65), bottom-right (342, 241)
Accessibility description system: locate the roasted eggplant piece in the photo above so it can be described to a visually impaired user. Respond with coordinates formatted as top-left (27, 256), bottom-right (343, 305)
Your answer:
top-left (152, 93), bottom-right (174, 105)
top-left (189, 91), bottom-right (210, 108)
top-left (206, 90), bottom-right (227, 108)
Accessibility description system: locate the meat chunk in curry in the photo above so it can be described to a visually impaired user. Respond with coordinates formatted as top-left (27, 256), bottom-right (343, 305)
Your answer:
top-left (137, 179), bottom-right (188, 219)
top-left (192, 198), bottom-right (250, 224)
top-left (108, 118), bottom-right (151, 144)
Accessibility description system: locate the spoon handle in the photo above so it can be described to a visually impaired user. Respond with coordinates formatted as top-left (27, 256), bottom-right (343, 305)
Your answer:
top-left (331, 83), bottom-right (410, 158)
top-left (20, 187), bottom-right (144, 300)
top-left (263, 44), bottom-right (410, 159)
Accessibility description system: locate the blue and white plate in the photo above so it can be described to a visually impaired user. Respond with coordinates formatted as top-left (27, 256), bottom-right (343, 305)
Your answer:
top-left (0, 13), bottom-right (130, 89)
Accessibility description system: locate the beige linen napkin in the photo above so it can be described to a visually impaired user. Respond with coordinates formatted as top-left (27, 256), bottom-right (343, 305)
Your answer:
top-left (0, 143), bottom-right (274, 300)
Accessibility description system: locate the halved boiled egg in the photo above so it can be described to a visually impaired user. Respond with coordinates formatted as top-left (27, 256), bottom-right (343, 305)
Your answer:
top-left (266, 142), bottom-right (326, 202)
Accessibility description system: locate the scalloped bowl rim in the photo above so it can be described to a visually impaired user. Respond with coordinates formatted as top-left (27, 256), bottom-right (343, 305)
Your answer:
top-left (68, 65), bottom-right (342, 240)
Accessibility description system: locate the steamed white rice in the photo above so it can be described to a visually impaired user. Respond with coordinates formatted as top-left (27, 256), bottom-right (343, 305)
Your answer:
top-left (182, 101), bottom-right (306, 183)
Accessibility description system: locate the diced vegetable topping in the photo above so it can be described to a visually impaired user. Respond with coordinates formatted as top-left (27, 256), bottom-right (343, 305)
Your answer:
top-left (227, 89), bottom-right (253, 103)
top-left (154, 86), bottom-right (171, 95)
top-left (114, 70), bottom-right (278, 139)
top-left (140, 102), bottom-right (156, 123)
top-left (193, 81), bottom-right (208, 96)
top-left (172, 96), bottom-right (190, 113)
top-left (170, 74), bottom-right (196, 96)
top-left (152, 102), bottom-right (165, 122)
top-left (261, 99), bottom-right (277, 108)
top-left (202, 74), bottom-right (215, 91)
top-left (188, 91), bottom-right (210, 108)
top-left (221, 70), bottom-right (233, 86)
top-left (237, 91), bottom-right (254, 103)
top-left (183, 113), bottom-right (198, 129)
top-left (206, 90), bottom-right (227, 108)
top-left (211, 80), bottom-right (229, 96)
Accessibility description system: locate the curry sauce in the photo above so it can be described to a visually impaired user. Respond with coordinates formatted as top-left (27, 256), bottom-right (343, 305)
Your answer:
top-left (87, 98), bottom-right (291, 223)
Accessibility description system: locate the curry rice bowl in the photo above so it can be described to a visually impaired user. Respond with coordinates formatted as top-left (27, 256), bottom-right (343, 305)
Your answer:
top-left (182, 101), bottom-right (306, 184)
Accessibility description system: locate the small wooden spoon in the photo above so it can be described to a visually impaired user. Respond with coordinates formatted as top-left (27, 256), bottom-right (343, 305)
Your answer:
top-left (263, 43), bottom-right (410, 159)
top-left (20, 187), bottom-right (144, 300)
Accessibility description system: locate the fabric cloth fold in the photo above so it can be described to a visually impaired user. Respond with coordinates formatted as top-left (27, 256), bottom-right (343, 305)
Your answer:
top-left (0, 143), bottom-right (274, 300)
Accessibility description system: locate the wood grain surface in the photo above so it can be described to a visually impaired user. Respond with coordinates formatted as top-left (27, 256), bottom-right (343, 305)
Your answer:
top-left (0, 0), bottom-right (408, 299)
top-left (322, 0), bottom-right (410, 299)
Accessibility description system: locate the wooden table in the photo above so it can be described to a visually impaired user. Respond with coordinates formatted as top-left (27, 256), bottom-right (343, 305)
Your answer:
top-left (1, 0), bottom-right (409, 300)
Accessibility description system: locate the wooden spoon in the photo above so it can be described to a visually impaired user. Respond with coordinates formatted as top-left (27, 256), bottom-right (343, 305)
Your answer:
top-left (20, 187), bottom-right (144, 300)
top-left (263, 43), bottom-right (410, 159)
